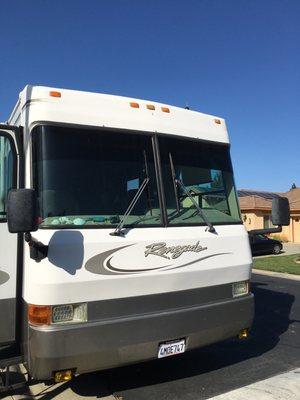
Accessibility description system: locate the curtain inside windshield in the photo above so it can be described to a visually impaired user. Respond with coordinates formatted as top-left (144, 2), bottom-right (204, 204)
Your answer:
top-left (158, 136), bottom-right (241, 225)
top-left (32, 126), bottom-right (161, 227)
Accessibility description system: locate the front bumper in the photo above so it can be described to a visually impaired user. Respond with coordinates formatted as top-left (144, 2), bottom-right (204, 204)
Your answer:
top-left (28, 293), bottom-right (254, 380)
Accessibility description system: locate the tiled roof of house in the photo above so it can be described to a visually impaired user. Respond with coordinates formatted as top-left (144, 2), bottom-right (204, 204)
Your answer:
top-left (284, 188), bottom-right (300, 210)
top-left (238, 190), bottom-right (280, 200)
top-left (238, 188), bottom-right (300, 211)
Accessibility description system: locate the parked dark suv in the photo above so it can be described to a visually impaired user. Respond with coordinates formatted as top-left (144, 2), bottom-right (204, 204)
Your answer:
top-left (249, 234), bottom-right (283, 256)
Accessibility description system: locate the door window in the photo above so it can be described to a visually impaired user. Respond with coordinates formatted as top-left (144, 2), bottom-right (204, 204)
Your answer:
top-left (263, 215), bottom-right (275, 229)
top-left (0, 136), bottom-right (14, 221)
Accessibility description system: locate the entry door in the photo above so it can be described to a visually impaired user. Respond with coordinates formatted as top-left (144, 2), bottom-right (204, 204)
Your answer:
top-left (0, 126), bottom-right (21, 349)
top-left (293, 218), bottom-right (300, 243)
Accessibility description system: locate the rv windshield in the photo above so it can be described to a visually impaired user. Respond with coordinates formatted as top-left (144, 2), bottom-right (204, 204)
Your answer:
top-left (32, 125), bottom-right (241, 228)
top-left (158, 136), bottom-right (241, 225)
top-left (32, 126), bottom-right (161, 227)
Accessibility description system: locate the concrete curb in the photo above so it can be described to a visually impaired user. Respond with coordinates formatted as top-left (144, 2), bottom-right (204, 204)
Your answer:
top-left (252, 269), bottom-right (300, 281)
top-left (207, 368), bottom-right (300, 399)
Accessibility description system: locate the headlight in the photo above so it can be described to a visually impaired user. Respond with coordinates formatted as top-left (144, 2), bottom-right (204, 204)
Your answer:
top-left (232, 281), bottom-right (249, 297)
top-left (51, 303), bottom-right (87, 324)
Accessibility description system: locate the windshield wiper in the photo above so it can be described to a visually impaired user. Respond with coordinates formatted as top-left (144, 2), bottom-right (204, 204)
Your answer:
top-left (143, 150), bottom-right (152, 216)
top-left (111, 150), bottom-right (152, 236)
top-left (110, 177), bottom-right (150, 237)
top-left (169, 153), bottom-right (180, 215)
top-left (176, 179), bottom-right (216, 233)
top-left (169, 153), bottom-right (216, 233)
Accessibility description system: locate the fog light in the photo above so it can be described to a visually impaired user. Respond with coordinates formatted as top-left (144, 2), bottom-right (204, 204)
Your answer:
top-left (238, 328), bottom-right (249, 340)
top-left (54, 369), bottom-right (73, 383)
top-left (51, 303), bottom-right (87, 324)
top-left (232, 281), bottom-right (249, 297)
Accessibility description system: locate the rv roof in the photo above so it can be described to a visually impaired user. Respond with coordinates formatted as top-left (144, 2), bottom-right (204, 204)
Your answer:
top-left (10, 85), bottom-right (229, 144)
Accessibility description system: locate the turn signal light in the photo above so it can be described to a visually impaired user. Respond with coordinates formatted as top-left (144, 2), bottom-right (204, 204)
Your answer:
top-left (49, 91), bottom-right (61, 98)
top-left (54, 369), bottom-right (74, 383)
top-left (28, 304), bottom-right (51, 326)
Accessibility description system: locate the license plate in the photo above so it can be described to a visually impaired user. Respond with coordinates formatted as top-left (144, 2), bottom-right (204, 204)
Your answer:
top-left (158, 339), bottom-right (186, 359)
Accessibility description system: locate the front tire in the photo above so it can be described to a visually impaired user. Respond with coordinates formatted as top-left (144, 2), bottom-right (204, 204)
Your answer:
top-left (273, 244), bottom-right (281, 255)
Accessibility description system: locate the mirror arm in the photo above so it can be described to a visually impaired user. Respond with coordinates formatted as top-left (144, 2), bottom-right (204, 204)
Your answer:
top-left (24, 232), bottom-right (48, 263)
top-left (248, 226), bottom-right (282, 236)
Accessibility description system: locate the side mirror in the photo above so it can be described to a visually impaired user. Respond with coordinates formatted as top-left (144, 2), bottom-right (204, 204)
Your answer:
top-left (7, 189), bottom-right (38, 233)
top-left (271, 197), bottom-right (290, 226)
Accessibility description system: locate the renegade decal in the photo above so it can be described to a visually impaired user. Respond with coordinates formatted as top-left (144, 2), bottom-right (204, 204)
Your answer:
top-left (84, 243), bottom-right (231, 275)
top-left (144, 241), bottom-right (207, 260)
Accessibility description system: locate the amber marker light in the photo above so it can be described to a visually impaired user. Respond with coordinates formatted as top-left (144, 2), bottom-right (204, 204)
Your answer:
top-left (49, 91), bottom-right (61, 98)
top-left (161, 107), bottom-right (170, 113)
top-left (214, 118), bottom-right (221, 124)
top-left (54, 369), bottom-right (74, 383)
top-left (238, 328), bottom-right (249, 340)
top-left (28, 304), bottom-right (51, 326)
top-left (146, 104), bottom-right (155, 110)
top-left (130, 102), bottom-right (139, 108)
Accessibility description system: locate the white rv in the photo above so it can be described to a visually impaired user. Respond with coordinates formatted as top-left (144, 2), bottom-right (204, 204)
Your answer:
top-left (0, 86), bottom-right (288, 384)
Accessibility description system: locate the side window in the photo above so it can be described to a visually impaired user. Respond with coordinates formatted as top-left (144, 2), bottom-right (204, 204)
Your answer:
top-left (0, 136), bottom-right (15, 221)
top-left (263, 215), bottom-right (275, 229)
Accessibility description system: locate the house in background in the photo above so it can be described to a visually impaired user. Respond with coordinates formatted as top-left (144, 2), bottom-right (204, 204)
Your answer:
top-left (238, 186), bottom-right (300, 243)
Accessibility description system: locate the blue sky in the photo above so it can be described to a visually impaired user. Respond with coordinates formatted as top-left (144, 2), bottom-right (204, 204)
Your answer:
top-left (1, 0), bottom-right (299, 192)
